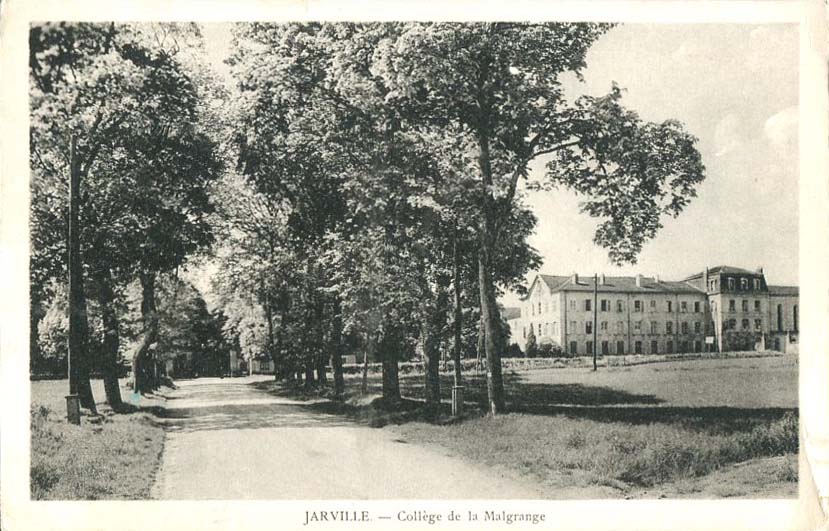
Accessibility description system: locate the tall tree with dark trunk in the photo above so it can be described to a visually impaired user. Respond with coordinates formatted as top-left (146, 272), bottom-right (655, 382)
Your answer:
top-left (372, 22), bottom-right (705, 413)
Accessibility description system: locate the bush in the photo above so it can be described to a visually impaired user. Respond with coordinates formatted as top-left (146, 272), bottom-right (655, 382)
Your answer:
top-left (505, 343), bottom-right (524, 358)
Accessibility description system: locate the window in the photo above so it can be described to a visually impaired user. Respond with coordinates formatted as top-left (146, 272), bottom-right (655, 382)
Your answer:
top-left (600, 321), bottom-right (608, 331)
top-left (601, 341), bottom-right (609, 355)
top-left (635, 341), bottom-right (642, 354)
top-left (694, 322), bottom-right (701, 333)
top-left (777, 304), bottom-right (783, 331)
top-left (666, 322), bottom-right (673, 334)
top-left (634, 300), bottom-right (642, 312)
top-left (523, 327), bottom-right (526, 338)
top-left (680, 301), bottom-right (688, 313)
top-left (729, 299), bottom-right (736, 312)
top-left (754, 279), bottom-right (761, 290)
top-left (728, 278), bottom-right (735, 290)
top-left (601, 299), bottom-right (609, 312)
top-left (709, 279), bottom-right (718, 291)
top-left (570, 321), bottom-right (577, 333)
top-left (794, 305), bottom-right (798, 331)
top-left (651, 340), bottom-right (658, 354)
top-left (667, 301), bottom-right (673, 313)
top-left (728, 318), bottom-right (737, 330)
top-left (651, 321), bottom-right (658, 334)
top-left (538, 302), bottom-right (542, 314)
top-left (681, 322), bottom-right (688, 334)
top-left (694, 340), bottom-right (702, 353)
top-left (634, 321), bottom-right (642, 332)
top-left (569, 300), bottom-right (576, 310)
top-left (740, 278), bottom-right (748, 290)
top-left (666, 340), bottom-right (674, 353)
top-left (617, 300), bottom-right (624, 312)
top-left (754, 319), bottom-right (762, 330)
top-left (681, 341), bottom-right (689, 353)
top-left (569, 341), bottom-right (578, 355)
top-left (694, 301), bottom-right (701, 313)
top-left (585, 322), bottom-right (593, 334)
top-left (585, 299), bottom-right (592, 312)
top-left (616, 322), bottom-right (624, 333)
top-left (650, 300), bottom-right (656, 310)
top-left (616, 341), bottom-right (625, 355)
top-left (754, 300), bottom-right (761, 312)
top-left (742, 300), bottom-right (749, 312)
top-left (586, 341), bottom-right (593, 355)
top-left (741, 319), bottom-right (749, 330)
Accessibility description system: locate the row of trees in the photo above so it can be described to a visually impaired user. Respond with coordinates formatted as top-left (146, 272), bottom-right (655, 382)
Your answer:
top-left (30, 22), bottom-right (704, 416)
top-left (210, 22), bottom-right (705, 414)
top-left (30, 23), bottom-right (225, 410)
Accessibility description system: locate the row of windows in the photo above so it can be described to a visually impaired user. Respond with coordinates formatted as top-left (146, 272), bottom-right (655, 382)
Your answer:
top-left (724, 299), bottom-right (763, 313)
top-left (528, 297), bottom-right (706, 317)
top-left (568, 339), bottom-right (706, 356)
top-left (523, 320), bottom-right (712, 338)
top-left (711, 277), bottom-right (763, 292)
top-left (723, 318), bottom-right (764, 331)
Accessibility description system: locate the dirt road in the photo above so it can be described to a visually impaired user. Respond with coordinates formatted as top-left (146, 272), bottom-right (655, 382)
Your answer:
top-left (150, 376), bottom-right (544, 499)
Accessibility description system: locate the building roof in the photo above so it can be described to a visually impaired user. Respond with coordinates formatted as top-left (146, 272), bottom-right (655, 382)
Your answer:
top-left (501, 307), bottom-right (521, 320)
top-left (525, 273), bottom-right (704, 297)
top-left (683, 265), bottom-right (761, 280)
top-left (768, 285), bottom-right (799, 296)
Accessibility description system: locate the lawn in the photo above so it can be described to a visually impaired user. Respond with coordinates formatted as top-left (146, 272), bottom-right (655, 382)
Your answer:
top-left (303, 355), bottom-right (799, 498)
top-left (30, 379), bottom-right (167, 500)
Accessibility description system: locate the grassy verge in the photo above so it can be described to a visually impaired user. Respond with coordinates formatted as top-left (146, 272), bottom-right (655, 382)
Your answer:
top-left (269, 356), bottom-right (798, 497)
top-left (392, 410), bottom-right (797, 492)
top-left (30, 379), bottom-right (167, 500)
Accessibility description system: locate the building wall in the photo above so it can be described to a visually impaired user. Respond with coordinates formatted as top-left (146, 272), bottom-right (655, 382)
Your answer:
top-left (507, 282), bottom-right (711, 355)
top-left (507, 269), bottom-right (797, 356)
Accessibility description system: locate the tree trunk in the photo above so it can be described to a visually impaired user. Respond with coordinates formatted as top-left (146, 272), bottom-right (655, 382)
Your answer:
top-left (361, 335), bottom-right (371, 394)
top-left (304, 367), bottom-right (315, 390)
top-left (315, 299), bottom-right (327, 385)
top-left (264, 287), bottom-right (276, 379)
top-left (476, 127), bottom-right (506, 414)
top-left (96, 266), bottom-right (123, 410)
top-left (381, 357), bottom-right (400, 405)
top-left (331, 297), bottom-right (345, 398)
top-left (453, 228), bottom-right (463, 386)
top-left (68, 137), bottom-right (96, 413)
top-left (424, 273), bottom-right (449, 416)
top-left (132, 271), bottom-right (159, 395)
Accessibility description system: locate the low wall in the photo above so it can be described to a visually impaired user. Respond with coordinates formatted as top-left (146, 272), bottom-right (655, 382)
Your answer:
top-left (341, 350), bottom-right (786, 376)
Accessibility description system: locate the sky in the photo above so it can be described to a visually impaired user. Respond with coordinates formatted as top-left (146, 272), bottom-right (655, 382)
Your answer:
top-left (197, 23), bottom-right (800, 307)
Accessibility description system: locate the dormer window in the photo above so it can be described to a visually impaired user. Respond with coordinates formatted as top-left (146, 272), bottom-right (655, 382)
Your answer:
top-left (754, 279), bottom-right (761, 290)
top-left (740, 278), bottom-right (748, 290)
top-left (728, 278), bottom-right (735, 290)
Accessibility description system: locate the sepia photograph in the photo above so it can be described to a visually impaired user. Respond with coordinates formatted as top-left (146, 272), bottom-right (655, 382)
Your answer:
top-left (3, 1), bottom-right (829, 529)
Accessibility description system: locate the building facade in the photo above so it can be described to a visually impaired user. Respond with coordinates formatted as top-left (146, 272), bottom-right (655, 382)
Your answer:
top-left (506, 266), bottom-right (798, 355)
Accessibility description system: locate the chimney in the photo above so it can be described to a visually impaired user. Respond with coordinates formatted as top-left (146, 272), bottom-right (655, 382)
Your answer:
top-left (703, 267), bottom-right (709, 290)
top-left (599, 273), bottom-right (606, 285)
top-left (635, 274), bottom-right (643, 288)
top-left (572, 272), bottom-right (579, 284)
top-left (757, 266), bottom-right (764, 274)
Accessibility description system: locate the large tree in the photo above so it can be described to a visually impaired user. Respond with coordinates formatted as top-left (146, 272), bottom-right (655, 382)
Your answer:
top-left (371, 23), bottom-right (705, 413)
top-left (30, 23), bottom-right (223, 403)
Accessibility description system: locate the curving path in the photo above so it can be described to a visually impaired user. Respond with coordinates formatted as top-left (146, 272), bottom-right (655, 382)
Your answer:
top-left (150, 376), bottom-right (544, 499)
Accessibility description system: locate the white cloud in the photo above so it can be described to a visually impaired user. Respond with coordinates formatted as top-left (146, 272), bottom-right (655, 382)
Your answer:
top-left (713, 113), bottom-right (743, 156)
top-left (763, 106), bottom-right (798, 153)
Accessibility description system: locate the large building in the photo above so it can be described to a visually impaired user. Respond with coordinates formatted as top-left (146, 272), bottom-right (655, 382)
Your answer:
top-left (506, 266), bottom-right (799, 355)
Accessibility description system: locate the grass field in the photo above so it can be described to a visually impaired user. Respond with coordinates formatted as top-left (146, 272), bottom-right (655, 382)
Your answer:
top-left (30, 379), bottom-right (166, 500)
top-left (294, 354), bottom-right (799, 498)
